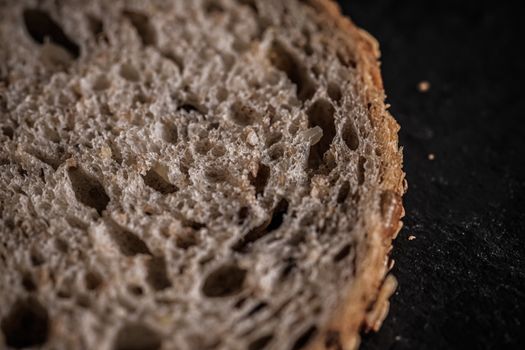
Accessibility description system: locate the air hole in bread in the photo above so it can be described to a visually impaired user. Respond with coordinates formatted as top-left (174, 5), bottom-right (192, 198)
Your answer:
top-left (128, 284), bottom-right (144, 296)
top-left (204, 1), bottom-right (225, 14)
top-left (265, 132), bottom-right (282, 147)
top-left (342, 119), bottom-right (359, 151)
top-left (176, 230), bottom-right (198, 249)
top-left (160, 50), bottom-right (184, 72)
top-left (233, 37), bottom-right (250, 53)
top-left (333, 243), bottom-right (351, 262)
top-left (215, 86), bottom-right (229, 102)
top-left (178, 102), bottom-right (204, 114)
top-left (22, 9), bottom-right (80, 58)
top-left (2, 126), bottom-right (14, 139)
top-left (1, 297), bottom-right (49, 349)
top-left (57, 288), bottom-right (71, 299)
top-left (297, 0), bottom-right (315, 8)
top-left (154, 121), bottom-right (178, 144)
top-left (68, 168), bottom-right (110, 215)
top-left (87, 15), bottom-right (104, 38)
top-left (211, 144), bottom-right (227, 157)
top-left (268, 144), bottom-right (284, 160)
top-left (234, 296), bottom-right (247, 309)
top-left (143, 167), bottom-right (177, 194)
top-left (30, 247), bottom-right (45, 266)
top-left (291, 325), bottom-right (318, 350)
top-left (250, 163), bottom-right (270, 196)
top-left (205, 167), bottom-right (228, 183)
top-left (119, 62), bottom-right (141, 82)
top-left (146, 256), bottom-right (172, 291)
top-left (114, 323), bottom-right (162, 350)
top-left (85, 271), bottom-right (103, 291)
top-left (279, 257), bottom-right (297, 281)
top-left (195, 139), bottom-right (212, 155)
top-left (248, 334), bottom-right (273, 350)
top-left (107, 223), bottom-right (152, 256)
top-left (202, 264), bottom-right (247, 297)
top-left (246, 301), bottom-right (268, 317)
top-left (92, 74), bottom-right (111, 91)
top-left (268, 41), bottom-right (316, 102)
top-left (307, 99), bottom-right (336, 169)
top-left (238, 206), bottom-right (250, 224)
top-left (325, 330), bottom-right (343, 350)
top-left (236, 0), bottom-right (259, 14)
top-left (233, 198), bottom-right (288, 252)
top-left (18, 165), bottom-right (28, 177)
top-left (357, 156), bottom-right (366, 185)
top-left (76, 293), bottom-right (91, 308)
top-left (122, 10), bottom-right (157, 46)
top-left (54, 237), bottom-right (69, 253)
top-left (21, 271), bottom-right (37, 291)
top-left (110, 143), bottom-right (123, 164)
top-left (327, 82), bottom-right (342, 103)
top-left (336, 181), bottom-right (350, 204)
top-left (336, 48), bottom-right (356, 69)
top-left (230, 101), bottom-right (261, 126)
top-left (185, 220), bottom-right (206, 231)
top-left (266, 198), bottom-right (289, 231)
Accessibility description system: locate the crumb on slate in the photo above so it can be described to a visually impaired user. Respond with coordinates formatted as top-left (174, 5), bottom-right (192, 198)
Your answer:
top-left (418, 80), bottom-right (430, 92)
top-left (428, 153), bottom-right (435, 160)
top-left (408, 235), bottom-right (416, 241)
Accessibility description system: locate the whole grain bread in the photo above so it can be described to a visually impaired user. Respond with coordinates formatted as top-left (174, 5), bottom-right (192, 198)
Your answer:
top-left (0, 0), bottom-right (405, 349)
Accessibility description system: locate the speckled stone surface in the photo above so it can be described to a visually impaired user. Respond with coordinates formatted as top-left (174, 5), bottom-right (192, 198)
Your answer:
top-left (340, 0), bottom-right (525, 349)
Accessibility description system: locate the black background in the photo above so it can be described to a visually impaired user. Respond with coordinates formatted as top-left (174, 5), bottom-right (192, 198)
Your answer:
top-left (336, 0), bottom-right (525, 349)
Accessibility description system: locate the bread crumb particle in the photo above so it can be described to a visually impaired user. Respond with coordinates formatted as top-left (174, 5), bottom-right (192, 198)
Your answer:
top-left (395, 336), bottom-right (402, 341)
top-left (408, 235), bottom-right (416, 241)
top-left (427, 153), bottom-right (435, 160)
top-left (418, 81), bottom-right (430, 92)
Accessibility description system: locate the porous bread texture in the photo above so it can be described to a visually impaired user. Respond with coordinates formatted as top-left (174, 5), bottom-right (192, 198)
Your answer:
top-left (0, 0), bottom-right (405, 350)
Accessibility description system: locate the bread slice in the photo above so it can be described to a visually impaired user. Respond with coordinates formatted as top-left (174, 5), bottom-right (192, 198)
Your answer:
top-left (0, 0), bottom-right (405, 349)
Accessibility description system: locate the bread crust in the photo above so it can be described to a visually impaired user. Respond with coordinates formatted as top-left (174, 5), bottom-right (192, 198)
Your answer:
top-left (304, 1), bottom-right (405, 349)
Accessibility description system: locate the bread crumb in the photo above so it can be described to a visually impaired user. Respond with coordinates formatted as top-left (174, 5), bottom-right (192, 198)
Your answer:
top-left (417, 81), bottom-right (430, 92)
top-left (395, 336), bottom-right (402, 341)
top-left (408, 235), bottom-right (416, 241)
top-left (427, 153), bottom-right (435, 160)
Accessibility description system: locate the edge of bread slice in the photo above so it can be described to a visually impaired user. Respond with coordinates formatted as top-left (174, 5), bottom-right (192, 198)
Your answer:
top-left (303, 1), bottom-right (405, 349)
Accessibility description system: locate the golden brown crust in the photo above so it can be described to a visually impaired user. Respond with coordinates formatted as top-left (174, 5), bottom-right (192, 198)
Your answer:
top-left (304, 1), bottom-right (406, 349)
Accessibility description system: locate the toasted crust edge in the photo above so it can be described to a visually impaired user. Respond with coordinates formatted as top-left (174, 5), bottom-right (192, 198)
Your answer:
top-left (304, 1), bottom-right (406, 349)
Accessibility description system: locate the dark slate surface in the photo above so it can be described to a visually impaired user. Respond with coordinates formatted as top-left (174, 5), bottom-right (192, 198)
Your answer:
top-left (336, 0), bottom-right (525, 349)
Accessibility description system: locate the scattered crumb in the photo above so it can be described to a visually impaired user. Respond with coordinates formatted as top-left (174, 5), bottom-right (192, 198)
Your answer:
top-left (408, 235), bottom-right (416, 241)
top-left (418, 80), bottom-right (430, 92)
top-left (427, 153), bottom-right (435, 160)
top-left (395, 336), bottom-right (402, 341)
